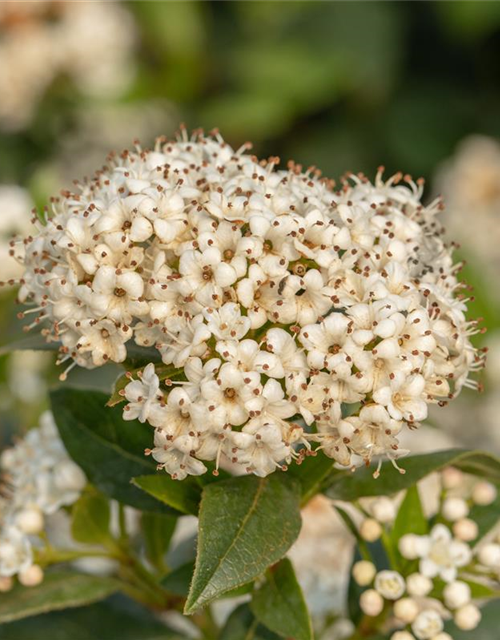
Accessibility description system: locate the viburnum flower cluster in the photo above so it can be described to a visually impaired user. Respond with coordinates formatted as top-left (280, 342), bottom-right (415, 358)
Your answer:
top-left (354, 469), bottom-right (499, 640)
top-left (10, 130), bottom-right (484, 478)
top-left (0, 412), bottom-right (86, 588)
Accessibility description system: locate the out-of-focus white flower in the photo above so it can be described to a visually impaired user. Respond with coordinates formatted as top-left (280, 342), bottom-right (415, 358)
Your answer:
top-left (411, 609), bottom-right (444, 640)
top-left (452, 518), bottom-right (478, 542)
top-left (352, 560), bottom-right (376, 586)
top-left (0, 1), bottom-right (136, 130)
top-left (477, 542), bottom-right (500, 568)
top-left (360, 518), bottom-right (383, 542)
top-left (370, 497), bottom-right (397, 523)
top-left (394, 597), bottom-right (419, 624)
top-left (0, 185), bottom-right (33, 281)
top-left (0, 411), bottom-right (86, 580)
top-left (443, 580), bottom-right (471, 609)
top-left (374, 570), bottom-right (406, 600)
top-left (406, 573), bottom-right (433, 598)
top-left (441, 497), bottom-right (469, 522)
top-left (472, 481), bottom-right (497, 506)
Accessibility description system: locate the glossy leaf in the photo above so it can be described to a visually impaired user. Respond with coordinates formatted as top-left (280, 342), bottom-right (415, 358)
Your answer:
top-left (328, 449), bottom-right (500, 501)
top-left (220, 604), bottom-right (281, 640)
top-left (0, 595), bottom-right (186, 639)
top-left (391, 485), bottom-right (428, 545)
top-left (141, 513), bottom-right (177, 574)
top-left (184, 474), bottom-right (302, 613)
top-left (50, 388), bottom-right (176, 514)
top-left (161, 561), bottom-right (253, 599)
top-left (0, 572), bottom-right (119, 624)
top-left (251, 558), bottom-right (313, 640)
top-left (132, 474), bottom-right (202, 516)
top-left (71, 489), bottom-right (113, 547)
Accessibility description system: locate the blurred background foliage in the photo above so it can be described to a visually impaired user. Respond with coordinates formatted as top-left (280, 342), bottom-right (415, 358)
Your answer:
top-left (1, 0), bottom-right (500, 451)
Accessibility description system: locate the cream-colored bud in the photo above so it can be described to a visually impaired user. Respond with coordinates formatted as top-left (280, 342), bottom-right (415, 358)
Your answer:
top-left (390, 632), bottom-right (414, 640)
top-left (406, 573), bottom-right (432, 597)
top-left (454, 603), bottom-right (481, 630)
top-left (394, 597), bottom-right (419, 623)
top-left (477, 542), bottom-right (500, 567)
top-left (443, 580), bottom-right (471, 609)
top-left (411, 609), bottom-right (444, 640)
top-left (441, 466), bottom-right (464, 489)
top-left (18, 565), bottom-right (44, 587)
top-left (360, 518), bottom-right (382, 542)
top-left (359, 589), bottom-right (384, 617)
top-left (399, 534), bottom-right (424, 560)
top-left (442, 497), bottom-right (469, 522)
top-left (375, 570), bottom-right (406, 600)
top-left (370, 497), bottom-right (396, 523)
top-left (352, 560), bottom-right (376, 586)
top-left (452, 518), bottom-right (478, 542)
top-left (432, 634), bottom-right (453, 640)
top-left (15, 508), bottom-right (44, 535)
top-left (472, 481), bottom-right (497, 506)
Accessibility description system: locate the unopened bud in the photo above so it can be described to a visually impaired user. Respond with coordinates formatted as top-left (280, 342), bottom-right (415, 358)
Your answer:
top-left (15, 508), bottom-right (44, 535)
top-left (370, 497), bottom-right (396, 523)
top-left (360, 518), bottom-right (382, 542)
top-left (454, 603), bottom-right (481, 630)
top-left (442, 497), bottom-right (469, 522)
top-left (477, 543), bottom-right (500, 568)
top-left (352, 560), bottom-right (376, 586)
top-left (394, 597), bottom-right (419, 623)
top-left (406, 573), bottom-right (432, 597)
top-left (443, 580), bottom-right (471, 609)
top-left (452, 517), bottom-right (478, 542)
top-left (359, 589), bottom-right (384, 617)
top-left (472, 481), bottom-right (497, 506)
top-left (441, 466), bottom-right (464, 489)
top-left (0, 576), bottom-right (13, 592)
top-left (18, 565), bottom-right (44, 587)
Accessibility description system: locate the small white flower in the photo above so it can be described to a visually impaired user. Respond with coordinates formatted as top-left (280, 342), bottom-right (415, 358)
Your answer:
top-left (417, 525), bottom-right (472, 583)
top-left (360, 518), bottom-right (383, 542)
top-left (477, 542), bottom-right (500, 568)
top-left (442, 497), bottom-right (469, 522)
top-left (406, 573), bottom-right (433, 598)
top-left (359, 589), bottom-right (384, 617)
top-left (352, 560), bottom-right (376, 587)
top-left (443, 581), bottom-right (471, 609)
top-left (454, 603), bottom-right (481, 630)
top-left (411, 610), bottom-right (444, 640)
top-left (374, 570), bottom-right (406, 600)
top-left (394, 597), bottom-right (419, 624)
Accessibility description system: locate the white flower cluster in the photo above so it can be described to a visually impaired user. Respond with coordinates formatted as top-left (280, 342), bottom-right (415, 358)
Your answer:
top-left (0, 0), bottom-right (135, 131)
top-left (354, 471), bottom-right (499, 640)
top-left (0, 412), bottom-right (86, 588)
top-left (11, 131), bottom-right (483, 478)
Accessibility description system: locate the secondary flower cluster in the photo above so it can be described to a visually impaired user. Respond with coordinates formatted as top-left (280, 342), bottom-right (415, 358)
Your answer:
top-left (353, 469), bottom-right (499, 640)
top-left (0, 0), bottom-right (135, 131)
top-left (0, 412), bottom-right (86, 588)
top-left (11, 131), bottom-right (483, 478)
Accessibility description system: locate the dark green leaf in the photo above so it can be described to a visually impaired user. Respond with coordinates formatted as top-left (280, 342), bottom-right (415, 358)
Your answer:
top-left (0, 572), bottom-right (118, 624)
top-left (0, 594), bottom-right (186, 639)
top-left (161, 561), bottom-right (253, 599)
top-left (220, 604), bottom-right (281, 640)
top-left (71, 489), bottom-right (113, 547)
top-left (132, 475), bottom-right (202, 516)
top-left (50, 388), bottom-right (177, 514)
top-left (328, 450), bottom-right (500, 501)
top-left (251, 558), bottom-right (313, 640)
top-left (184, 474), bottom-right (302, 613)
top-left (0, 334), bottom-right (59, 355)
top-left (141, 513), bottom-right (177, 574)
top-left (287, 450), bottom-right (339, 504)
top-left (470, 492), bottom-right (500, 541)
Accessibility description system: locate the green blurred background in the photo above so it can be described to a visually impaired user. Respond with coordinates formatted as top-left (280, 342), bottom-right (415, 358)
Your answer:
top-left (1, 0), bottom-right (499, 450)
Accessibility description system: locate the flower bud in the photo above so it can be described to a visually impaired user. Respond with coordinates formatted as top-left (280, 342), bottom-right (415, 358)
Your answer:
top-left (454, 603), bottom-right (481, 630)
top-left (443, 580), bottom-right (471, 609)
top-left (406, 573), bottom-right (432, 597)
top-left (394, 597), bottom-right (419, 623)
top-left (441, 466), bottom-right (464, 489)
top-left (0, 577), bottom-right (13, 593)
top-left (375, 570), bottom-right (406, 600)
top-left (359, 589), bottom-right (384, 617)
top-left (390, 632), bottom-right (414, 640)
top-left (399, 534), bottom-right (424, 560)
top-left (441, 497), bottom-right (469, 522)
top-left (432, 634), bottom-right (453, 640)
top-left (472, 481), bottom-right (497, 506)
top-left (15, 508), bottom-right (44, 535)
top-left (352, 560), bottom-right (376, 586)
top-left (53, 460), bottom-right (86, 492)
top-left (360, 518), bottom-right (382, 542)
top-left (452, 518), bottom-right (478, 542)
top-left (411, 609), bottom-right (444, 640)
top-left (18, 565), bottom-right (44, 587)
top-left (477, 542), bottom-right (500, 568)
top-left (370, 497), bottom-right (396, 523)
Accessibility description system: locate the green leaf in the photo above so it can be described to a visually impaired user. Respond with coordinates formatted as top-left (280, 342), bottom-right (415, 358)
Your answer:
top-left (0, 595), bottom-right (187, 640)
top-left (0, 334), bottom-right (59, 355)
top-left (328, 449), bottom-right (500, 501)
top-left (141, 513), bottom-right (177, 574)
top-left (0, 572), bottom-right (118, 624)
top-left (391, 485), bottom-right (428, 547)
top-left (184, 474), bottom-right (302, 614)
top-left (161, 561), bottom-right (254, 599)
top-left (71, 489), bottom-right (113, 547)
top-left (50, 388), bottom-right (177, 514)
top-left (470, 492), bottom-right (500, 541)
top-left (220, 604), bottom-right (281, 640)
top-left (287, 450), bottom-right (338, 504)
top-left (132, 475), bottom-right (202, 516)
top-left (251, 558), bottom-right (313, 640)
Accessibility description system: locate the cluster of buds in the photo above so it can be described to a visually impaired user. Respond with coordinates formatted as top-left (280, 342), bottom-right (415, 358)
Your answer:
top-left (352, 469), bottom-right (498, 640)
top-left (0, 413), bottom-right (86, 589)
top-left (9, 130), bottom-right (484, 478)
